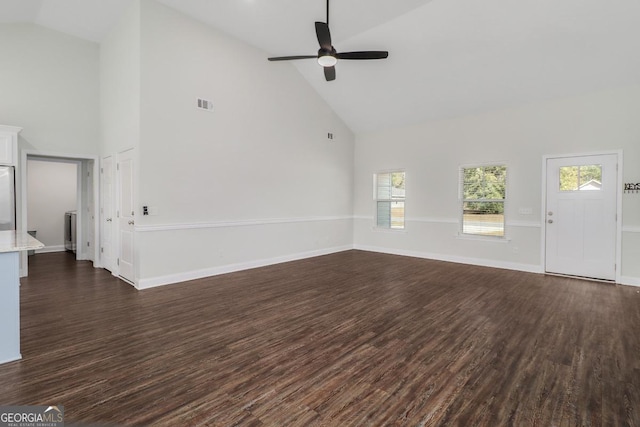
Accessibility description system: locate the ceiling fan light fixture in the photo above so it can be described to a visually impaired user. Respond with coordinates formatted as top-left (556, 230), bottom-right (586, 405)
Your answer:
top-left (267, 0), bottom-right (388, 81)
top-left (317, 53), bottom-right (337, 67)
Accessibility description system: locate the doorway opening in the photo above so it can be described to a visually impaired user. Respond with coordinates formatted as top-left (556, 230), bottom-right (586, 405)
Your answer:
top-left (19, 151), bottom-right (99, 277)
top-left (541, 151), bottom-right (622, 282)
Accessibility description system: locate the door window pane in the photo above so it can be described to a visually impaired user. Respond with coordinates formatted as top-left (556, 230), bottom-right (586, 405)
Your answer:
top-left (560, 165), bottom-right (602, 191)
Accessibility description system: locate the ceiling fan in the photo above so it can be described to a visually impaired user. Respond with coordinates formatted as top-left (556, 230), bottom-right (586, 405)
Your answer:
top-left (267, 0), bottom-right (389, 81)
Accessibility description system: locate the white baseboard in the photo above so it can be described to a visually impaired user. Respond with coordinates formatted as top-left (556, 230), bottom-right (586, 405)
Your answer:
top-left (136, 245), bottom-right (354, 290)
top-left (135, 243), bottom-right (640, 290)
top-left (620, 276), bottom-right (640, 287)
top-left (353, 244), bottom-right (545, 274)
top-left (353, 245), bottom-right (640, 285)
top-left (35, 245), bottom-right (66, 254)
top-left (0, 353), bottom-right (22, 365)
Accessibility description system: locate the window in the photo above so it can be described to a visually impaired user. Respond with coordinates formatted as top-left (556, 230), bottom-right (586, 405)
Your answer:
top-left (559, 164), bottom-right (602, 191)
top-left (460, 165), bottom-right (506, 237)
top-left (375, 171), bottom-right (405, 229)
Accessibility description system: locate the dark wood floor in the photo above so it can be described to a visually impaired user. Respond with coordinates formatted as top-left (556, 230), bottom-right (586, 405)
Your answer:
top-left (0, 251), bottom-right (639, 426)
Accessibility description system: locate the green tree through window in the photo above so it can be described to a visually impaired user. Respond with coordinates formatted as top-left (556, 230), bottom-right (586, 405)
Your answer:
top-left (461, 165), bottom-right (506, 237)
top-left (559, 165), bottom-right (602, 191)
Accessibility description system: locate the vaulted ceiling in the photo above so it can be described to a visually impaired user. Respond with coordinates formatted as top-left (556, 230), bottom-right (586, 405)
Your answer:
top-left (2, 0), bottom-right (640, 133)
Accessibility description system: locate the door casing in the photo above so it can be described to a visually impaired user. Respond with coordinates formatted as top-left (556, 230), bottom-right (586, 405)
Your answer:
top-left (100, 156), bottom-right (115, 273)
top-left (541, 150), bottom-right (623, 283)
top-left (18, 150), bottom-right (100, 277)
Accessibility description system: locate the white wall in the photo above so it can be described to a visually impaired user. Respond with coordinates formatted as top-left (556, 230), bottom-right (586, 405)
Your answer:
top-left (26, 160), bottom-right (78, 251)
top-left (15, 0), bottom-right (636, 288)
top-left (354, 85), bottom-right (640, 285)
top-left (100, 1), bottom-right (141, 157)
top-left (0, 24), bottom-right (100, 155)
top-left (102, 0), bottom-right (355, 287)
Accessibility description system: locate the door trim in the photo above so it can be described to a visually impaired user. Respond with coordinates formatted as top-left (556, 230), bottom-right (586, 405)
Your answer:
top-left (540, 150), bottom-right (623, 283)
top-left (100, 155), bottom-right (116, 275)
top-left (19, 150), bottom-right (100, 277)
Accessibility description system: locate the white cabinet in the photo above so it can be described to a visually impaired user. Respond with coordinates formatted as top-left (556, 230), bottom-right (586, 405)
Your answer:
top-left (0, 251), bottom-right (21, 364)
top-left (0, 125), bottom-right (21, 166)
top-left (0, 232), bottom-right (43, 365)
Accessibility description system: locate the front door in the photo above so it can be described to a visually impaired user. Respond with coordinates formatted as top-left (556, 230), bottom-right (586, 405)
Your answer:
top-left (117, 149), bottom-right (135, 284)
top-left (545, 154), bottom-right (618, 280)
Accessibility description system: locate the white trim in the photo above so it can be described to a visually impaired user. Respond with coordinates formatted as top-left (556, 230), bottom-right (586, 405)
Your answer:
top-left (35, 245), bottom-right (66, 254)
top-left (354, 215), bottom-right (373, 220)
top-left (619, 276), bottom-right (640, 288)
top-left (100, 155), bottom-right (116, 274)
top-left (0, 125), bottom-right (21, 166)
top-left (355, 216), bottom-right (540, 228)
top-left (0, 354), bottom-right (21, 365)
top-left (541, 150), bottom-right (623, 284)
top-left (541, 150), bottom-right (624, 160)
top-left (612, 152), bottom-right (623, 286)
top-left (135, 216), bottom-right (352, 232)
top-left (353, 244), bottom-right (544, 274)
top-left (622, 226), bottom-right (640, 233)
top-left (118, 275), bottom-right (136, 288)
top-left (370, 227), bottom-right (407, 234)
top-left (544, 272), bottom-right (615, 284)
top-left (0, 125), bottom-right (23, 133)
top-left (136, 245), bottom-right (354, 290)
top-left (507, 220), bottom-right (541, 228)
top-left (455, 233), bottom-right (511, 243)
top-left (19, 149), bottom-right (100, 277)
top-left (411, 216), bottom-right (458, 224)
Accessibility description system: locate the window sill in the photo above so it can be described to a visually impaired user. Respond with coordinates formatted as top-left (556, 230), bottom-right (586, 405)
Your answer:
top-left (372, 227), bottom-right (407, 234)
top-left (455, 233), bottom-right (511, 243)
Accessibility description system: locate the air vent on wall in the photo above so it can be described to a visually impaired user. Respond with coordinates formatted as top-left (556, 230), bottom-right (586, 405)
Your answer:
top-left (197, 98), bottom-right (214, 112)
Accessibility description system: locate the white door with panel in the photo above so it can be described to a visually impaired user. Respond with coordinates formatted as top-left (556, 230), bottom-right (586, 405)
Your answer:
top-left (86, 161), bottom-right (95, 261)
top-left (545, 154), bottom-right (618, 280)
top-left (117, 149), bottom-right (135, 283)
top-left (101, 156), bottom-right (115, 272)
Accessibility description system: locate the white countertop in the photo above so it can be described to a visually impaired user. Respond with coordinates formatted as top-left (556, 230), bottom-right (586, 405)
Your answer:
top-left (0, 230), bottom-right (45, 253)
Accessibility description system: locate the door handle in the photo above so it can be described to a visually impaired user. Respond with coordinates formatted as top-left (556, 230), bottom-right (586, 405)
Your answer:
top-left (128, 220), bottom-right (134, 225)
top-left (106, 218), bottom-right (112, 222)
top-left (548, 219), bottom-right (553, 224)
top-left (548, 211), bottom-right (553, 216)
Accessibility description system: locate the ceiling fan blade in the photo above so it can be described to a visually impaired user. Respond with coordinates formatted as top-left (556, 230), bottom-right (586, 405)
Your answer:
top-left (324, 66), bottom-right (336, 81)
top-left (336, 51), bottom-right (389, 60)
top-left (268, 55), bottom-right (317, 61)
top-left (315, 22), bottom-right (332, 51)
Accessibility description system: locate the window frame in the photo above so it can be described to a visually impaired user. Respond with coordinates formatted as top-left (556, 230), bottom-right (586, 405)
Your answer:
top-left (373, 170), bottom-right (406, 231)
top-left (459, 163), bottom-right (508, 239)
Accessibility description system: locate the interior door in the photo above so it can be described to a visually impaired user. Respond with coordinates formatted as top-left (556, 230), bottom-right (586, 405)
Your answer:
top-left (101, 156), bottom-right (115, 272)
top-left (84, 160), bottom-right (95, 262)
top-left (545, 154), bottom-right (618, 280)
top-left (117, 149), bottom-right (135, 283)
